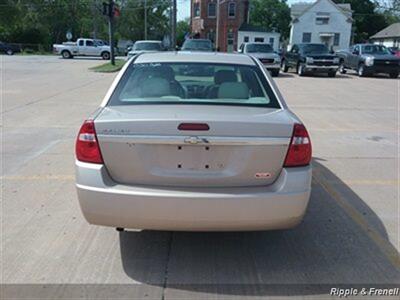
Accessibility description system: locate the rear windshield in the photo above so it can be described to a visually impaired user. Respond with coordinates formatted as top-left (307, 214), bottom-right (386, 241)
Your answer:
top-left (362, 45), bottom-right (390, 55)
top-left (133, 42), bottom-right (162, 51)
top-left (246, 44), bottom-right (273, 53)
top-left (108, 62), bottom-right (280, 108)
top-left (182, 40), bottom-right (212, 51)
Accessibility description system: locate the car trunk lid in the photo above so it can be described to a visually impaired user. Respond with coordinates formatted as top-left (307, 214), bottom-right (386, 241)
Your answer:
top-left (95, 105), bottom-right (295, 187)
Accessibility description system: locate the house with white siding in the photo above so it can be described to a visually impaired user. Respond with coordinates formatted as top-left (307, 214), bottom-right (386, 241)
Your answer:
top-left (370, 23), bottom-right (400, 48)
top-left (238, 23), bottom-right (281, 51)
top-left (289, 0), bottom-right (352, 51)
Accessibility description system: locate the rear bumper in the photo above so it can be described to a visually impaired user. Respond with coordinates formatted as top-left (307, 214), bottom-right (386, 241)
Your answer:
top-left (76, 161), bottom-right (312, 231)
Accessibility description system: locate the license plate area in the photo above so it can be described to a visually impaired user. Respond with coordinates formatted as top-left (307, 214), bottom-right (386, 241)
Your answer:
top-left (169, 144), bottom-right (225, 171)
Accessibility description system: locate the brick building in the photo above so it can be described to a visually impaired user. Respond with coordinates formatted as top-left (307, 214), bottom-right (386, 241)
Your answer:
top-left (190, 0), bottom-right (249, 52)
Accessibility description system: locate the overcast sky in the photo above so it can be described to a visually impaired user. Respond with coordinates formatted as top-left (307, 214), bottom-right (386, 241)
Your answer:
top-left (177, 0), bottom-right (315, 21)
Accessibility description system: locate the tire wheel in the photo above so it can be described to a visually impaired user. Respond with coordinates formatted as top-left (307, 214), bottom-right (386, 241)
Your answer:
top-left (389, 72), bottom-right (399, 79)
top-left (6, 49), bottom-right (13, 55)
top-left (281, 60), bottom-right (288, 72)
top-left (102, 52), bottom-right (110, 60)
top-left (61, 50), bottom-right (72, 59)
top-left (357, 63), bottom-right (367, 77)
top-left (297, 63), bottom-right (306, 76)
top-left (271, 69), bottom-right (280, 77)
top-left (338, 62), bottom-right (346, 74)
top-left (328, 71), bottom-right (336, 77)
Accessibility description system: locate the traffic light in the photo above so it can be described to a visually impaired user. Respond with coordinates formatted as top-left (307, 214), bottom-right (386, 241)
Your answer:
top-left (102, 1), bottom-right (120, 18)
top-left (102, 2), bottom-right (111, 17)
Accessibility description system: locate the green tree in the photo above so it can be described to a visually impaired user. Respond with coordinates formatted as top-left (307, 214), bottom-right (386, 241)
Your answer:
top-left (116, 0), bottom-right (170, 41)
top-left (176, 18), bottom-right (190, 46)
top-left (249, 0), bottom-right (291, 39)
top-left (333, 0), bottom-right (391, 42)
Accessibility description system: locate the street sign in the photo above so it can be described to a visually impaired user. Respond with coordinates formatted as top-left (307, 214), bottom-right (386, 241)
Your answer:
top-left (66, 31), bottom-right (72, 41)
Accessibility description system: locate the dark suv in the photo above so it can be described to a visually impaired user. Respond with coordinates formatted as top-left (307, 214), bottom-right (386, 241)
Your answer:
top-left (0, 42), bottom-right (21, 55)
top-left (336, 44), bottom-right (399, 78)
top-left (281, 43), bottom-right (339, 77)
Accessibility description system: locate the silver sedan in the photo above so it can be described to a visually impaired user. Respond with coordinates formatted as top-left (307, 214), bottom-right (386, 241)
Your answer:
top-left (75, 52), bottom-right (312, 231)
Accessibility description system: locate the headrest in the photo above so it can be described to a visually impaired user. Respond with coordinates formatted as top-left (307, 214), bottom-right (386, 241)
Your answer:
top-left (218, 82), bottom-right (249, 99)
top-left (140, 77), bottom-right (170, 97)
top-left (214, 70), bottom-right (237, 85)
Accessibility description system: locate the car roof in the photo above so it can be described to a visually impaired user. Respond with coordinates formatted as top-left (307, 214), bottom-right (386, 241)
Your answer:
top-left (297, 43), bottom-right (325, 47)
top-left (184, 39), bottom-right (212, 42)
top-left (134, 51), bottom-right (256, 65)
top-left (135, 40), bottom-right (162, 44)
top-left (245, 42), bottom-right (270, 45)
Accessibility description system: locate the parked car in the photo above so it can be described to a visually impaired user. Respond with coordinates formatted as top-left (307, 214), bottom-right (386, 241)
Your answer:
top-left (53, 38), bottom-right (112, 59)
top-left (181, 39), bottom-right (213, 52)
top-left (336, 44), bottom-right (400, 78)
top-left (0, 42), bottom-right (21, 55)
top-left (127, 40), bottom-right (164, 59)
top-left (388, 46), bottom-right (400, 58)
top-left (75, 52), bottom-right (312, 231)
top-left (281, 43), bottom-right (339, 77)
top-left (238, 42), bottom-right (281, 77)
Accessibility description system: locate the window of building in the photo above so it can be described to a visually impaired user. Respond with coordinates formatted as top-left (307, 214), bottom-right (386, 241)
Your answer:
top-left (333, 33), bottom-right (340, 46)
top-left (269, 37), bottom-right (274, 46)
top-left (316, 17), bottom-right (329, 25)
top-left (228, 2), bottom-right (236, 18)
top-left (208, 2), bottom-right (216, 18)
top-left (244, 36), bottom-right (249, 42)
top-left (194, 2), bottom-right (200, 17)
top-left (302, 32), bottom-right (311, 43)
top-left (254, 37), bottom-right (264, 43)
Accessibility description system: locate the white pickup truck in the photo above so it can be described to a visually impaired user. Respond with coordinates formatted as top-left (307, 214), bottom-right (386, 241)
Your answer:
top-left (53, 38), bottom-right (111, 60)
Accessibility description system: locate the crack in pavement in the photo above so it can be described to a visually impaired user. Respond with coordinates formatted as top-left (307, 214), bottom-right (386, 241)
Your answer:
top-left (161, 232), bottom-right (174, 300)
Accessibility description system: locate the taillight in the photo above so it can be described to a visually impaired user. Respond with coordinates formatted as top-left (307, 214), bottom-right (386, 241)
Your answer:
top-left (283, 123), bottom-right (312, 167)
top-left (75, 120), bottom-right (103, 164)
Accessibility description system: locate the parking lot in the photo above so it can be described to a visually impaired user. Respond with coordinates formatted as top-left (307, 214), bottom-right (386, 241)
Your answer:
top-left (2, 55), bottom-right (400, 299)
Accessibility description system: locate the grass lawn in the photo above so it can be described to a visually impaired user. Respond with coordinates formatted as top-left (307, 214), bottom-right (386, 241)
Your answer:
top-left (90, 59), bottom-right (125, 73)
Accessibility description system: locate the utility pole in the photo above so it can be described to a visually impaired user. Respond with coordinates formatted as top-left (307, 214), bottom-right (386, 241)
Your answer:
top-left (144, 0), bottom-right (147, 40)
top-left (172, 0), bottom-right (177, 49)
top-left (216, 0), bottom-right (220, 51)
top-left (107, 0), bottom-right (115, 65)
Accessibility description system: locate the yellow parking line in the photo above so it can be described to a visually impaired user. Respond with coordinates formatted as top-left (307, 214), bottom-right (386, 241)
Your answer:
top-left (1, 175), bottom-right (74, 181)
top-left (313, 171), bottom-right (400, 269)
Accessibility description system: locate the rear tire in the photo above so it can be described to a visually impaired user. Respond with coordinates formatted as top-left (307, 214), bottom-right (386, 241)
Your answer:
top-left (101, 51), bottom-right (110, 60)
top-left (61, 50), bottom-right (72, 59)
top-left (270, 69), bottom-right (280, 77)
top-left (389, 72), bottom-right (399, 79)
top-left (297, 63), bottom-right (306, 76)
top-left (281, 60), bottom-right (288, 72)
